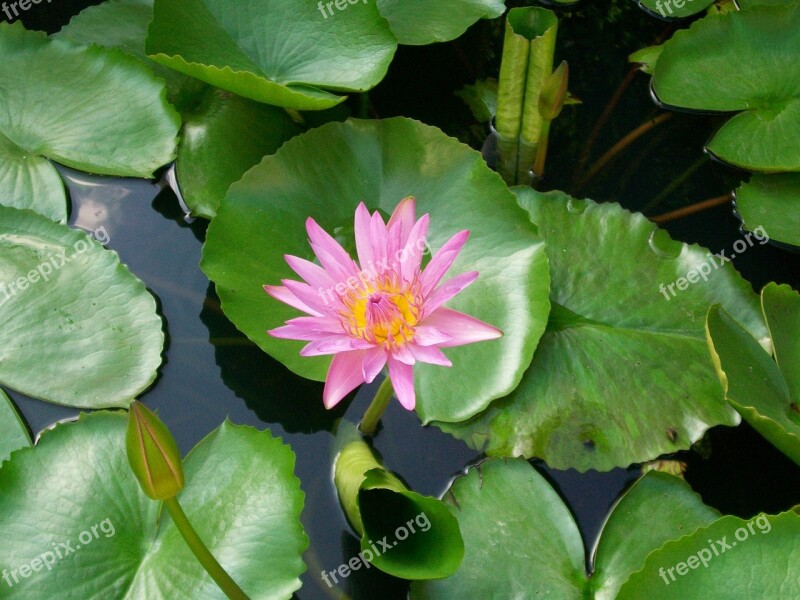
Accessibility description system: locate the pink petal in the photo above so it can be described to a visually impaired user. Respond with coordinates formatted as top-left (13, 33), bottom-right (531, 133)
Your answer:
top-left (285, 254), bottom-right (337, 292)
top-left (362, 347), bottom-right (387, 383)
top-left (391, 343), bottom-right (416, 365)
top-left (400, 213), bottom-right (430, 283)
top-left (354, 202), bottom-right (374, 268)
top-left (388, 356), bottom-right (416, 410)
top-left (264, 284), bottom-right (323, 317)
top-left (268, 324), bottom-right (326, 341)
top-left (285, 315), bottom-right (343, 334)
top-left (418, 308), bottom-right (502, 348)
top-left (387, 196), bottom-right (417, 248)
top-left (408, 344), bottom-right (452, 367)
top-left (282, 279), bottom-right (332, 316)
top-left (413, 325), bottom-right (453, 346)
top-left (323, 350), bottom-right (367, 409)
top-left (300, 335), bottom-right (373, 357)
top-left (420, 230), bottom-right (470, 296)
top-left (424, 271), bottom-right (479, 314)
top-left (306, 217), bottom-right (358, 281)
top-left (369, 211), bottom-right (389, 274)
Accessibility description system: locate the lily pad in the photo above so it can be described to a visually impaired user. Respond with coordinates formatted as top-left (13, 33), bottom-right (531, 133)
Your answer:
top-left (411, 460), bottom-right (719, 599)
top-left (706, 283), bottom-right (800, 466)
top-left (638, 0), bottom-right (714, 19)
top-left (735, 174), bottom-right (800, 248)
top-left (333, 422), bottom-right (463, 580)
top-left (0, 389), bottom-right (30, 464)
top-left (176, 88), bottom-right (302, 219)
top-left (376, 0), bottom-right (505, 46)
top-left (201, 117), bottom-right (551, 424)
top-left (617, 511), bottom-right (800, 598)
top-left (439, 188), bottom-right (767, 472)
top-left (55, 0), bottom-right (199, 111)
top-left (0, 22), bottom-right (180, 222)
top-left (650, 4), bottom-right (800, 171)
top-left (0, 207), bottom-right (163, 408)
top-left (145, 0), bottom-right (397, 110)
top-left (0, 411), bottom-right (307, 599)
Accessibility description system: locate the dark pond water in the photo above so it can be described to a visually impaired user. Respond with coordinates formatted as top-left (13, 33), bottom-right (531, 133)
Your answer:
top-left (8, 1), bottom-right (800, 599)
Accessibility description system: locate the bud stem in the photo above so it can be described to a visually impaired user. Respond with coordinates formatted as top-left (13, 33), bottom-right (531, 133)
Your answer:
top-left (359, 377), bottom-right (394, 437)
top-left (163, 497), bottom-right (250, 600)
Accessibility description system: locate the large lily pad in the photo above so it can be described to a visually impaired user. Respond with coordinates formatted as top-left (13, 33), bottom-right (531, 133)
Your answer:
top-left (145, 0), bottom-right (397, 110)
top-left (411, 460), bottom-right (719, 599)
top-left (735, 174), bottom-right (800, 248)
top-left (0, 22), bottom-right (180, 222)
top-left (638, 0), bottom-right (714, 19)
top-left (0, 389), bottom-right (30, 464)
top-left (440, 188), bottom-right (767, 472)
top-left (650, 3), bottom-right (800, 171)
top-left (706, 283), bottom-right (800, 466)
top-left (617, 511), bottom-right (800, 598)
top-left (376, 0), bottom-right (505, 46)
top-left (0, 411), bottom-right (307, 599)
top-left (0, 207), bottom-right (163, 408)
top-left (201, 117), bottom-right (551, 424)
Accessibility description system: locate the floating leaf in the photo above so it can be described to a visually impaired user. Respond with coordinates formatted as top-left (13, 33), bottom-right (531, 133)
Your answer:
top-left (0, 207), bottom-right (163, 408)
top-left (201, 118), bottom-right (551, 424)
top-left (735, 174), bottom-right (800, 248)
top-left (617, 511), bottom-right (800, 599)
top-left (650, 4), bottom-right (800, 171)
top-left (0, 389), bottom-right (30, 464)
top-left (456, 78), bottom-right (498, 123)
top-left (0, 22), bottom-right (180, 221)
top-left (145, 0), bottom-right (397, 110)
top-left (440, 188), bottom-right (767, 471)
top-left (706, 283), bottom-right (800, 466)
top-left (638, 0), bottom-right (714, 19)
top-left (629, 44), bottom-right (663, 75)
top-left (176, 88), bottom-right (301, 219)
top-left (376, 0), bottom-right (505, 46)
top-left (333, 422), bottom-right (463, 580)
top-left (54, 0), bottom-right (198, 110)
top-left (0, 412), bottom-right (307, 599)
top-left (411, 460), bottom-right (718, 599)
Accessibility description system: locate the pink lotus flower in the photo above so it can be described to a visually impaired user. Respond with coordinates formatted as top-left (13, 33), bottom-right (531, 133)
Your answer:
top-left (264, 197), bottom-right (502, 410)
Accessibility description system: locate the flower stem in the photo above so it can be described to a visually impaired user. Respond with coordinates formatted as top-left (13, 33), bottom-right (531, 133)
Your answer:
top-left (359, 377), bottom-right (394, 437)
top-left (164, 497), bottom-right (250, 600)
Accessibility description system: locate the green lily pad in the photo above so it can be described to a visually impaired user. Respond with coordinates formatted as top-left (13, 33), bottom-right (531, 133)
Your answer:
top-left (629, 44), bottom-right (663, 75)
top-left (0, 389), bottom-right (30, 465)
top-left (0, 22), bottom-right (180, 222)
top-left (376, 0), bottom-right (505, 46)
top-left (176, 88), bottom-right (302, 219)
top-left (617, 511), bottom-right (800, 598)
top-left (0, 207), bottom-right (163, 408)
top-left (638, 0), bottom-right (714, 19)
top-left (0, 411), bottom-right (307, 598)
top-left (706, 283), bottom-right (800, 466)
top-left (735, 174), bottom-right (800, 248)
top-left (145, 0), bottom-right (397, 111)
top-left (650, 4), bottom-right (800, 171)
top-left (439, 188), bottom-right (767, 472)
top-left (456, 78), bottom-right (498, 123)
top-left (201, 117), bottom-right (551, 423)
top-left (55, 0), bottom-right (200, 111)
top-left (333, 422), bottom-right (463, 580)
top-left (411, 460), bottom-right (719, 599)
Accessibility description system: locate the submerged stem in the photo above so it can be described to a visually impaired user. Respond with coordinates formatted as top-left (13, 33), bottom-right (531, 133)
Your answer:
top-left (164, 497), bottom-right (250, 600)
top-left (359, 377), bottom-right (394, 437)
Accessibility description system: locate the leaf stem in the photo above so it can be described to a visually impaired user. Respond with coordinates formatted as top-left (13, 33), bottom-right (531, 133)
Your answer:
top-left (649, 193), bottom-right (733, 224)
top-left (359, 377), bottom-right (394, 437)
top-left (574, 112), bottom-right (673, 194)
top-left (164, 497), bottom-right (250, 600)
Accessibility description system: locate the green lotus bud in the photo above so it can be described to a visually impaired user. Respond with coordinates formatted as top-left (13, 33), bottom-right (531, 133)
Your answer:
top-left (538, 60), bottom-right (569, 121)
top-left (126, 401), bottom-right (184, 500)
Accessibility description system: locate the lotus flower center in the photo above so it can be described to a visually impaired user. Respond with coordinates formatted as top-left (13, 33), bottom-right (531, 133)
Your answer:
top-left (339, 275), bottom-right (421, 347)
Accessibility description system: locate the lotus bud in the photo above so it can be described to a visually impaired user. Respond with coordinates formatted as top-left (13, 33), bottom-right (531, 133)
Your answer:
top-left (538, 60), bottom-right (570, 121)
top-left (126, 401), bottom-right (185, 500)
